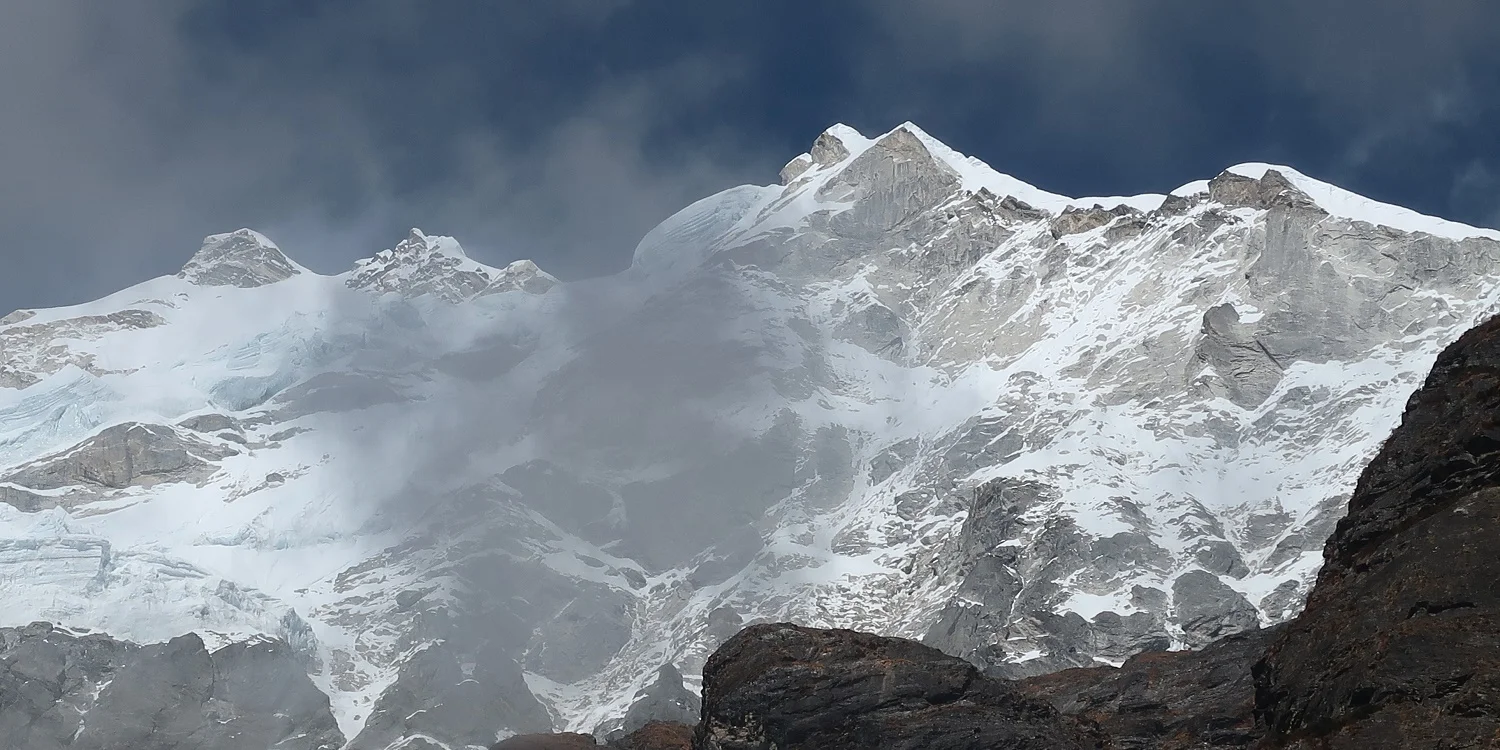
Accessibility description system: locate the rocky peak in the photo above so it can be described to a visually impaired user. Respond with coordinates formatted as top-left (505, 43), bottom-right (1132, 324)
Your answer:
top-left (810, 124), bottom-right (862, 166)
top-left (178, 228), bottom-right (304, 288)
top-left (346, 228), bottom-right (498, 302)
top-left (1206, 168), bottom-right (1319, 211)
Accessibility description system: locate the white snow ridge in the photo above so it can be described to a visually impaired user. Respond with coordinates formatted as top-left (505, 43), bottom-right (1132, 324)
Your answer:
top-left (3, 122), bottom-right (1500, 748)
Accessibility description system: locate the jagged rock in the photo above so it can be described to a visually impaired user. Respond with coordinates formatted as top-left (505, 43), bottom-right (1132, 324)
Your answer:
top-left (178, 229), bottom-right (303, 287)
top-left (1017, 625), bottom-right (1284, 749)
top-left (1254, 315), bottom-right (1500, 748)
top-left (346, 228), bottom-right (496, 302)
top-left (1171, 571), bottom-right (1260, 648)
top-left (0, 623), bottom-right (343, 750)
top-left (696, 623), bottom-right (1101, 750)
top-left (596, 663), bottom-right (701, 741)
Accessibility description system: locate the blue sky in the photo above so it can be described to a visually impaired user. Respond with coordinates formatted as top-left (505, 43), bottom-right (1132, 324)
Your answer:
top-left (3, 1), bottom-right (1499, 309)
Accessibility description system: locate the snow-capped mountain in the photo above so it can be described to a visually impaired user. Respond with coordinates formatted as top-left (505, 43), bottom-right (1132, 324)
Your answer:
top-left (3, 122), bottom-right (1499, 748)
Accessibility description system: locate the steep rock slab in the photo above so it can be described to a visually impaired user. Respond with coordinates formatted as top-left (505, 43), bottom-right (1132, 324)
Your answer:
top-left (1018, 625), bottom-right (1283, 749)
top-left (696, 623), bottom-right (1101, 750)
top-left (1254, 315), bottom-right (1500, 748)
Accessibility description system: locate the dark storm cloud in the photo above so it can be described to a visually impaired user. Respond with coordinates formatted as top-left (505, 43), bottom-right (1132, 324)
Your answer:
top-left (3, 1), bottom-right (1499, 311)
top-left (0, 1), bottom-right (773, 310)
top-left (861, 0), bottom-right (1500, 208)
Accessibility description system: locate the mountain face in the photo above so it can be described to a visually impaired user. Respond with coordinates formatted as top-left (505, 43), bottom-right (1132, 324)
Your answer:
top-left (521, 309), bottom-right (1500, 748)
top-left (2, 122), bottom-right (1499, 748)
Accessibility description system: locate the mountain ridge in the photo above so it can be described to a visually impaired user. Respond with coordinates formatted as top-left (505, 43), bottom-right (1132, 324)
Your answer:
top-left (3, 122), bottom-right (1500, 748)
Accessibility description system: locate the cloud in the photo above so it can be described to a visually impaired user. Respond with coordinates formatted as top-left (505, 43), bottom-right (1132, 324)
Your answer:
top-left (0, 1), bottom-right (769, 311)
top-left (855, 0), bottom-right (1500, 221)
top-left (6, 0), bottom-right (1500, 317)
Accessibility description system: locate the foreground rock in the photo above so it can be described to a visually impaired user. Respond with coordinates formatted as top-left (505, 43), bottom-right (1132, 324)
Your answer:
top-left (492, 733), bottom-right (599, 749)
top-left (0, 622), bottom-right (343, 750)
top-left (1253, 315), bottom-right (1500, 748)
top-left (610, 721), bottom-right (694, 750)
top-left (695, 623), bottom-right (1101, 749)
top-left (1018, 625), bottom-right (1283, 749)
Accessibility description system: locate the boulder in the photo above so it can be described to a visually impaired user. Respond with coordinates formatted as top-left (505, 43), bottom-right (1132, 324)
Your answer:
top-left (696, 623), bottom-right (1101, 750)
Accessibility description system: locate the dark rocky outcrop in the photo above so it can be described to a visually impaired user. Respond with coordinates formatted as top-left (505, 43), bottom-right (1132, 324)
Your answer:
top-left (611, 721), bottom-right (694, 750)
top-left (1018, 625), bottom-right (1284, 749)
top-left (695, 623), bottom-right (1101, 749)
top-left (0, 622), bottom-right (343, 750)
top-left (1253, 315), bottom-right (1500, 748)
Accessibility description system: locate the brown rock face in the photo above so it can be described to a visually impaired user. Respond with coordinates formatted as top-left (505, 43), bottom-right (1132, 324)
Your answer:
top-left (695, 623), bottom-right (1101, 750)
top-left (1253, 315), bottom-right (1500, 748)
top-left (612, 721), bottom-right (694, 750)
top-left (1019, 625), bottom-right (1284, 749)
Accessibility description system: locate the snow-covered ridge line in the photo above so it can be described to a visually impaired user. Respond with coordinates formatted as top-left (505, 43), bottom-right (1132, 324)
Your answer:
top-left (802, 122), bottom-right (1498, 241)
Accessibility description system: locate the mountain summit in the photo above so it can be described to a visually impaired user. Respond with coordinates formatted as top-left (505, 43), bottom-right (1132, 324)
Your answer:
top-left (2, 123), bottom-right (1499, 748)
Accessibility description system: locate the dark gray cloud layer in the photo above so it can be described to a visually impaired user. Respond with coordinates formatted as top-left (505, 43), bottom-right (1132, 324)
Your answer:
top-left (3, 1), bottom-right (1499, 310)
